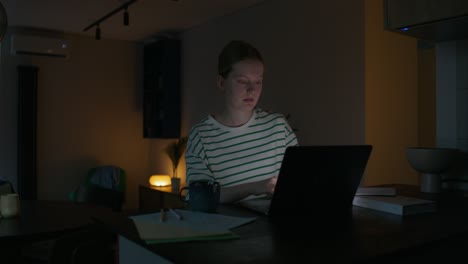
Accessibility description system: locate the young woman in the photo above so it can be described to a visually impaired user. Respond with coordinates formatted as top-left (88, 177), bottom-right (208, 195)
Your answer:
top-left (185, 40), bottom-right (298, 203)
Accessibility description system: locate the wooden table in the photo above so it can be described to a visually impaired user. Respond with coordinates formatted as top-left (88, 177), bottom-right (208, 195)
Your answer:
top-left (99, 185), bottom-right (468, 263)
top-left (0, 200), bottom-right (115, 262)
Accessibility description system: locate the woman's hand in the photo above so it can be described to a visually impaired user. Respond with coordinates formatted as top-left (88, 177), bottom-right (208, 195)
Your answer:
top-left (265, 176), bottom-right (277, 195)
top-left (220, 176), bottom-right (278, 203)
top-left (250, 176), bottom-right (277, 196)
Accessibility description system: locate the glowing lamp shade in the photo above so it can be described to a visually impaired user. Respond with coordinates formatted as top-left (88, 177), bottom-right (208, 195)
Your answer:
top-left (149, 174), bottom-right (171, 187)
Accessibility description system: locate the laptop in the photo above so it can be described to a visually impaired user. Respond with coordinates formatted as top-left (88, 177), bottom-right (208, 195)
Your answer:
top-left (237, 145), bottom-right (373, 218)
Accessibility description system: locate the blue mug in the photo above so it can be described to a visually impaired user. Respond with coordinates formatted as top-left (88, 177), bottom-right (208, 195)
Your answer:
top-left (180, 180), bottom-right (220, 213)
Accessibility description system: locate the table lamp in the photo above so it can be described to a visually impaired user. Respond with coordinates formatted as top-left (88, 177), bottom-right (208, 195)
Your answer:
top-left (149, 174), bottom-right (171, 187)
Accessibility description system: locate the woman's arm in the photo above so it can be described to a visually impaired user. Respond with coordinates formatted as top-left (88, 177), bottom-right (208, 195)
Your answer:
top-left (220, 176), bottom-right (277, 204)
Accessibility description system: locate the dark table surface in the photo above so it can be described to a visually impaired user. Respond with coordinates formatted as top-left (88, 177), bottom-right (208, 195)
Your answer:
top-left (0, 199), bottom-right (114, 243)
top-left (97, 184), bottom-right (468, 264)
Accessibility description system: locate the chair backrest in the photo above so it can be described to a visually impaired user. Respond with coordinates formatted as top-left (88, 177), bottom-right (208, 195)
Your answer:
top-left (85, 165), bottom-right (126, 201)
top-left (70, 165), bottom-right (126, 205)
top-left (0, 180), bottom-right (14, 195)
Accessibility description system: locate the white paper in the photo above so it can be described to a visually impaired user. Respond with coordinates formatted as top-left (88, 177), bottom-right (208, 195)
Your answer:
top-left (131, 209), bottom-right (256, 230)
top-left (130, 210), bottom-right (256, 241)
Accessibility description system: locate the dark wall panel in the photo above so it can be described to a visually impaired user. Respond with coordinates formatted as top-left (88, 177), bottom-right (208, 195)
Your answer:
top-left (143, 38), bottom-right (181, 138)
top-left (17, 65), bottom-right (38, 200)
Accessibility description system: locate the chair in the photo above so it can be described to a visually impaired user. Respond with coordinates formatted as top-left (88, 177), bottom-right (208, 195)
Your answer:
top-left (70, 165), bottom-right (126, 207)
top-left (0, 179), bottom-right (14, 195)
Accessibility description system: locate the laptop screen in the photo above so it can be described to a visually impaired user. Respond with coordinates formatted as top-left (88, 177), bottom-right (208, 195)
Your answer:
top-left (240, 145), bottom-right (372, 218)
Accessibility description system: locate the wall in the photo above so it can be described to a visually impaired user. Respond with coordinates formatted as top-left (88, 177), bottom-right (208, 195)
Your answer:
top-left (181, 0), bottom-right (365, 148)
top-left (35, 35), bottom-right (149, 209)
top-left (417, 44), bottom-right (436, 148)
top-left (436, 40), bottom-right (468, 151)
top-left (436, 40), bottom-right (468, 190)
top-left (1, 0), bottom-right (366, 211)
top-left (364, 0), bottom-right (419, 186)
top-left (0, 30), bottom-right (161, 209)
top-left (0, 38), bottom-right (16, 188)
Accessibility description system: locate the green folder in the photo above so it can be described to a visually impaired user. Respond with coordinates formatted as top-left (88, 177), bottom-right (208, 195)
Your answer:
top-left (133, 219), bottom-right (239, 244)
top-left (145, 232), bottom-right (239, 244)
top-left (131, 210), bottom-right (255, 244)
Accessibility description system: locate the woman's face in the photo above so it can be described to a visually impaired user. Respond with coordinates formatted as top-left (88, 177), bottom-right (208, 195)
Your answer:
top-left (218, 59), bottom-right (264, 113)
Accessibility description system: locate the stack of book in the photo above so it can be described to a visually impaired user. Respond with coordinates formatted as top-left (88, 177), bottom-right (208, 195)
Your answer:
top-left (353, 187), bottom-right (436, 216)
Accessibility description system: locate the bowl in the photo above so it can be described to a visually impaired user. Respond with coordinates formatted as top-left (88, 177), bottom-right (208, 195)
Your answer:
top-left (406, 147), bottom-right (457, 174)
top-left (406, 147), bottom-right (458, 193)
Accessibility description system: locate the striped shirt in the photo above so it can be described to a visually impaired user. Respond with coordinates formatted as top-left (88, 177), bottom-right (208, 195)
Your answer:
top-left (185, 108), bottom-right (299, 187)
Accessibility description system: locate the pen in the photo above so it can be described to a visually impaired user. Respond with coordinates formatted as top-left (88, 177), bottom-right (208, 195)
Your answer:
top-left (160, 208), bottom-right (165, 222)
top-left (169, 208), bottom-right (183, 220)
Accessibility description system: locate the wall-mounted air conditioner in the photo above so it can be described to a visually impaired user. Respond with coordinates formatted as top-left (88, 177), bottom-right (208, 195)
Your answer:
top-left (10, 34), bottom-right (70, 58)
top-left (384, 0), bottom-right (468, 42)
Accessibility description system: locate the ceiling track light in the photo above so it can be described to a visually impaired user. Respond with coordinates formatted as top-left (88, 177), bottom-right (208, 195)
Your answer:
top-left (83, 0), bottom-right (138, 40)
top-left (124, 7), bottom-right (129, 26)
top-left (95, 24), bottom-right (101, 40)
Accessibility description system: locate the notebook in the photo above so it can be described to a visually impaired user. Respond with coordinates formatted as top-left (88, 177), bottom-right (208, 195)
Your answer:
top-left (237, 145), bottom-right (373, 217)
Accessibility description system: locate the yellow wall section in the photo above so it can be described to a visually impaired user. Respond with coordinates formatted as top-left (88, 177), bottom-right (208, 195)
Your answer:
top-left (417, 47), bottom-right (436, 148)
top-left (364, 0), bottom-right (419, 186)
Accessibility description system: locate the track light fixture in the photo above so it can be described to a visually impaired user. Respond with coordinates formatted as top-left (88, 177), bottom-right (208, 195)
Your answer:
top-left (95, 24), bottom-right (101, 40)
top-left (124, 7), bottom-right (129, 26)
top-left (83, 0), bottom-right (138, 40)
top-left (0, 2), bottom-right (7, 42)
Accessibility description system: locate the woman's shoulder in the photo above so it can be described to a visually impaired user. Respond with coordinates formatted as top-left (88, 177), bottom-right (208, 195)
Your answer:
top-left (188, 115), bottom-right (218, 135)
top-left (255, 108), bottom-right (288, 122)
top-left (195, 114), bottom-right (218, 126)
